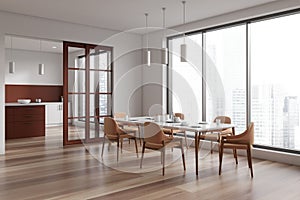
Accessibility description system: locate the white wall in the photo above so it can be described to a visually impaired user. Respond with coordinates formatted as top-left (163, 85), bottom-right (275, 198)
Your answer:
top-left (0, 11), bottom-right (143, 154)
top-left (5, 49), bottom-right (62, 85)
top-left (0, 32), bottom-right (5, 154)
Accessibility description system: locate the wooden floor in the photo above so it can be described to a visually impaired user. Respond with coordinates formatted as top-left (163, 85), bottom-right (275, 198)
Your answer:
top-left (0, 126), bottom-right (300, 200)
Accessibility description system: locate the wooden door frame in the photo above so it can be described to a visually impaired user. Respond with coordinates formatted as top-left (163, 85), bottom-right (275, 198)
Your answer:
top-left (63, 41), bottom-right (113, 146)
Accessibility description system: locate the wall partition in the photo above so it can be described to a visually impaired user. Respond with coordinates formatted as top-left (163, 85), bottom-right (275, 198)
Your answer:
top-left (168, 10), bottom-right (300, 153)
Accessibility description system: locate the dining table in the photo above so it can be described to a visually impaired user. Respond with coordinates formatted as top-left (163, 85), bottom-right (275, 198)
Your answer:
top-left (116, 116), bottom-right (235, 176)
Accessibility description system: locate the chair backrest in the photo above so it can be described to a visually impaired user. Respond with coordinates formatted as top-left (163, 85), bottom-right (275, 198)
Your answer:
top-left (144, 122), bottom-right (165, 144)
top-left (104, 117), bottom-right (119, 135)
top-left (248, 122), bottom-right (254, 145)
top-left (214, 116), bottom-right (231, 124)
top-left (114, 112), bottom-right (126, 118)
top-left (175, 113), bottom-right (184, 120)
top-left (227, 122), bottom-right (254, 145)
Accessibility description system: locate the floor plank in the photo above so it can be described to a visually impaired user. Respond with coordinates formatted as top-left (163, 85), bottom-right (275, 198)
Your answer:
top-left (0, 126), bottom-right (299, 200)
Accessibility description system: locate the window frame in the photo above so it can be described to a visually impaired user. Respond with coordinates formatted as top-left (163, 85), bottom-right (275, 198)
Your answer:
top-left (167, 8), bottom-right (300, 154)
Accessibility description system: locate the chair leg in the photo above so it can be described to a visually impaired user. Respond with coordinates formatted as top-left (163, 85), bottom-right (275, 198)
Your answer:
top-left (101, 136), bottom-right (106, 158)
top-left (140, 142), bottom-right (145, 168)
top-left (219, 143), bottom-right (224, 175)
top-left (247, 145), bottom-right (253, 178)
top-left (108, 141), bottom-right (111, 151)
top-left (120, 138), bottom-right (123, 153)
top-left (134, 138), bottom-right (139, 158)
top-left (162, 148), bottom-right (165, 176)
top-left (233, 148), bottom-right (238, 164)
top-left (210, 141), bottom-right (213, 154)
top-left (184, 132), bottom-right (188, 149)
top-left (180, 139), bottom-right (186, 171)
top-left (117, 139), bottom-right (120, 162)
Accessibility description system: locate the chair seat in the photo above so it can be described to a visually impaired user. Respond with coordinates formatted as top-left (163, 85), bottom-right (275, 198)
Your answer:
top-left (122, 126), bottom-right (139, 133)
top-left (222, 143), bottom-right (248, 149)
top-left (199, 131), bottom-right (232, 141)
top-left (144, 137), bottom-right (181, 150)
top-left (163, 128), bottom-right (183, 134)
top-left (199, 133), bottom-right (219, 141)
top-left (106, 133), bottom-right (135, 140)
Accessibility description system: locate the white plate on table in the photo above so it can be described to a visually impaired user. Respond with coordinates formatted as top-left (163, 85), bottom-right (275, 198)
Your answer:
top-left (190, 125), bottom-right (202, 128)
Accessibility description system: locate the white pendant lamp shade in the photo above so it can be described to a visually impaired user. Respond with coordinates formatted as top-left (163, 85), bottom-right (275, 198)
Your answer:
top-left (38, 40), bottom-right (45, 75)
top-left (147, 50), bottom-right (151, 67)
top-left (145, 13), bottom-right (151, 67)
top-left (161, 7), bottom-right (168, 65)
top-left (162, 47), bottom-right (168, 65)
top-left (180, 1), bottom-right (187, 62)
top-left (180, 43), bottom-right (187, 62)
top-left (38, 63), bottom-right (45, 75)
top-left (9, 36), bottom-right (16, 73)
top-left (9, 61), bottom-right (15, 73)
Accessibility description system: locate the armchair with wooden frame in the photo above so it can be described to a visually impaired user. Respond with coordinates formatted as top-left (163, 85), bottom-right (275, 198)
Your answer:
top-left (198, 116), bottom-right (233, 153)
top-left (114, 112), bottom-right (141, 145)
top-left (101, 117), bottom-right (139, 162)
top-left (219, 122), bottom-right (254, 178)
top-left (140, 122), bottom-right (186, 176)
top-left (163, 113), bottom-right (189, 149)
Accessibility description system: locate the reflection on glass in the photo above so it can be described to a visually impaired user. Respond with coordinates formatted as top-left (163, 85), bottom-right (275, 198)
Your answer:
top-left (68, 47), bottom-right (85, 69)
top-left (89, 117), bottom-right (102, 139)
top-left (68, 69), bottom-right (85, 93)
top-left (90, 94), bottom-right (111, 116)
top-left (68, 117), bottom-right (86, 140)
top-left (68, 94), bottom-right (86, 118)
top-left (89, 49), bottom-right (111, 70)
top-left (90, 71), bottom-right (111, 93)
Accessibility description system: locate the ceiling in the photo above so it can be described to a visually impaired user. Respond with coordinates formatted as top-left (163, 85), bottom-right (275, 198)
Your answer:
top-left (0, 0), bottom-right (278, 31)
top-left (5, 36), bottom-right (63, 53)
top-left (2, 0), bottom-right (279, 53)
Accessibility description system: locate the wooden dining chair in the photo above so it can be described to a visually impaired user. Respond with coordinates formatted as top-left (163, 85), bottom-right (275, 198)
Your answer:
top-left (219, 122), bottom-right (254, 178)
top-left (140, 122), bottom-right (186, 176)
top-left (114, 112), bottom-right (141, 145)
top-left (163, 113), bottom-right (189, 149)
top-left (101, 117), bottom-right (139, 162)
top-left (198, 116), bottom-right (233, 153)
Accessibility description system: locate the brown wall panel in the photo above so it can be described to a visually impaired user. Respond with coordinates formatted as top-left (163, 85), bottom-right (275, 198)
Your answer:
top-left (5, 85), bottom-right (63, 102)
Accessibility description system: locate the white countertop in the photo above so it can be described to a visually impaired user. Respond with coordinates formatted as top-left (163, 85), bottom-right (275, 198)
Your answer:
top-left (5, 102), bottom-right (63, 106)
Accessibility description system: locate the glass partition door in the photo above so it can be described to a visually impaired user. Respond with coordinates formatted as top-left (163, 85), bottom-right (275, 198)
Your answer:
top-left (63, 41), bottom-right (113, 145)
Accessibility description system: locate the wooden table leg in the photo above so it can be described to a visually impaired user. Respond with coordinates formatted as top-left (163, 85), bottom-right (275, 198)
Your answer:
top-left (195, 132), bottom-right (198, 176)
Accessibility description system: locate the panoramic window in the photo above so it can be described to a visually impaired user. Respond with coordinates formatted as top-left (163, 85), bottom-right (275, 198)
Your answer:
top-left (168, 11), bottom-right (300, 152)
top-left (250, 13), bottom-right (300, 151)
top-left (169, 34), bottom-right (202, 123)
top-left (205, 25), bottom-right (247, 133)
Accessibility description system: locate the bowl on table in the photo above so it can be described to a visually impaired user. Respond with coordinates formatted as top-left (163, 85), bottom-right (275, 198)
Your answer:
top-left (17, 99), bottom-right (31, 104)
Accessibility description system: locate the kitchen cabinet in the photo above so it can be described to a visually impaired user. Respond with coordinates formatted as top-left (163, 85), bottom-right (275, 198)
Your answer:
top-left (5, 106), bottom-right (45, 139)
top-left (46, 103), bottom-right (63, 126)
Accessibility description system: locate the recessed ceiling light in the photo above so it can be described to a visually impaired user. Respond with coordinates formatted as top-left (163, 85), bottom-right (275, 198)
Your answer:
top-left (52, 46), bottom-right (57, 49)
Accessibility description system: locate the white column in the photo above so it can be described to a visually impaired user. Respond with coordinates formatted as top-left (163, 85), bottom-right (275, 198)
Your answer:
top-left (0, 32), bottom-right (5, 154)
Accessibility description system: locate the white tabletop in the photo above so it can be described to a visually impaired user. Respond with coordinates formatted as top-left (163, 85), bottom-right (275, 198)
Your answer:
top-left (116, 117), bottom-right (234, 133)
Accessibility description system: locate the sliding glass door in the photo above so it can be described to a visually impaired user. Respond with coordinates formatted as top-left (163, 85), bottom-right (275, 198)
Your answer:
top-left (63, 41), bottom-right (113, 145)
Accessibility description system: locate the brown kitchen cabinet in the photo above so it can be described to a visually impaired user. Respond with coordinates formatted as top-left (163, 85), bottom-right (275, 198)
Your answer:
top-left (5, 106), bottom-right (45, 139)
